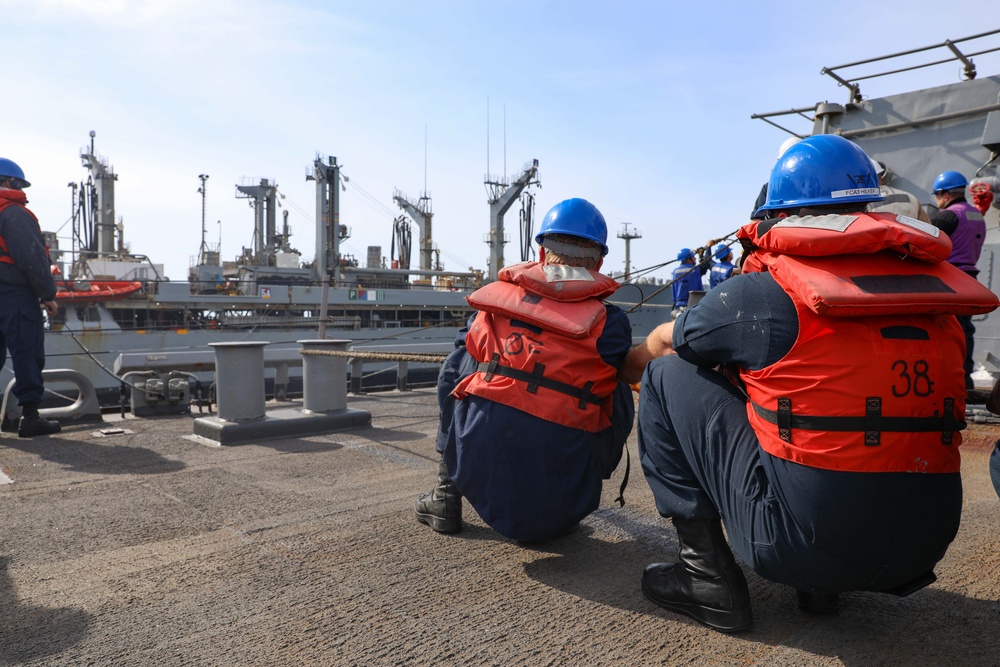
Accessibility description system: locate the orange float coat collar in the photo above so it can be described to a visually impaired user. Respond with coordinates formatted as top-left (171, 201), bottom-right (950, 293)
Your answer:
top-left (452, 262), bottom-right (621, 433)
top-left (0, 190), bottom-right (41, 265)
top-left (736, 212), bottom-right (1000, 473)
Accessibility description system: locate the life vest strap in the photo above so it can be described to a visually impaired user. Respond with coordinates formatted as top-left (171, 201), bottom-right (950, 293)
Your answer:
top-left (753, 398), bottom-right (964, 445)
top-left (477, 353), bottom-right (602, 408)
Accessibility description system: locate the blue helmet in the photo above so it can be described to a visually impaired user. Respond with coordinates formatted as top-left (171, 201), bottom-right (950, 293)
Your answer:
top-left (754, 134), bottom-right (883, 216)
top-left (0, 158), bottom-right (30, 189)
top-left (535, 198), bottom-right (609, 256)
top-left (932, 170), bottom-right (968, 193)
top-left (713, 243), bottom-right (731, 261)
top-left (677, 247), bottom-right (694, 261)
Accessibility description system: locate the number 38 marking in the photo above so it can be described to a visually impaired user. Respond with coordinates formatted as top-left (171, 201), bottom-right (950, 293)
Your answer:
top-left (891, 359), bottom-right (934, 397)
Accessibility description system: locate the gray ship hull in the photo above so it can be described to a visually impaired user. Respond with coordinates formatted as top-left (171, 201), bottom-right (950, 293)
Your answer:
top-left (5, 281), bottom-right (670, 407)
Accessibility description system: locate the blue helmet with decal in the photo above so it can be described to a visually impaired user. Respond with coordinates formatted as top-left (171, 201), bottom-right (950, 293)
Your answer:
top-left (535, 198), bottom-right (609, 256)
top-left (754, 135), bottom-right (883, 216)
top-left (0, 158), bottom-right (30, 189)
top-left (713, 243), bottom-right (731, 260)
top-left (932, 170), bottom-right (968, 193)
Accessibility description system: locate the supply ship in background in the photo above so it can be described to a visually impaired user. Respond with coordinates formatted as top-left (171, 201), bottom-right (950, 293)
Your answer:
top-left (19, 133), bottom-right (670, 406)
top-left (11, 30), bottom-right (1000, 410)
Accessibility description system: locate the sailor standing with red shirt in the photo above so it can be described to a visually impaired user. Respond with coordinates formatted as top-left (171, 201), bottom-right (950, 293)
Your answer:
top-left (621, 135), bottom-right (999, 633)
top-left (0, 158), bottom-right (61, 437)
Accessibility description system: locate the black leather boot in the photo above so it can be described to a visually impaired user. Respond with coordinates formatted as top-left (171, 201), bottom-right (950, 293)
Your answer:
top-left (17, 404), bottom-right (61, 438)
top-left (642, 518), bottom-right (753, 632)
top-left (414, 459), bottom-right (462, 534)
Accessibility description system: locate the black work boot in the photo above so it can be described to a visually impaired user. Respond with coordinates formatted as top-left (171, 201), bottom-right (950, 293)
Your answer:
top-left (642, 518), bottom-right (753, 633)
top-left (414, 459), bottom-right (462, 534)
top-left (17, 404), bottom-right (61, 438)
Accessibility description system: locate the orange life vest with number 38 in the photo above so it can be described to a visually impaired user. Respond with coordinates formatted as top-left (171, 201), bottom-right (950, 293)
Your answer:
top-left (737, 212), bottom-right (999, 473)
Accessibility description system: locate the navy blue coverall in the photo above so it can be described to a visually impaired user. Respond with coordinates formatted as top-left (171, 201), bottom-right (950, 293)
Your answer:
top-left (0, 196), bottom-right (56, 406)
top-left (436, 306), bottom-right (634, 543)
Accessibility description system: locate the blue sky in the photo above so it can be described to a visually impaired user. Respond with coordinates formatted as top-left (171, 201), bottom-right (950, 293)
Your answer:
top-left (5, 1), bottom-right (999, 281)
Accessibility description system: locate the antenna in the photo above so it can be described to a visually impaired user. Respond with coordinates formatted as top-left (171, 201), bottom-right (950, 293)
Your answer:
top-left (486, 96), bottom-right (490, 176)
top-left (197, 174), bottom-right (209, 264)
top-left (424, 123), bottom-right (428, 194)
top-left (503, 103), bottom-right (507, 177)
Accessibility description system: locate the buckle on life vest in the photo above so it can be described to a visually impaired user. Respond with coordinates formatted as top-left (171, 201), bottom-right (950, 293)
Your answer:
top-left (777, 397), bottom-right (792, 442)
top-left (865, 397), bottom-right (882, 446)
top-left (527, 363), bottom-right (545, 394)
top-left (484, 353), bottom-right (500, 381)
top-left (942, 397), bottom-right (955, 445)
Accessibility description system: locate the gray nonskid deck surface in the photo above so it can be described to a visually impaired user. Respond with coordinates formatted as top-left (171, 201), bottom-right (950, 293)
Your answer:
top-left (1, 389), bottom-right (999, 666)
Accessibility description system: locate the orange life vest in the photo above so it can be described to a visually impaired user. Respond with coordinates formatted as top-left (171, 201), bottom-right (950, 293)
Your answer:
top-left (0, 190), bottom-right (42, 265)
top-left (736, 212), bottom-right (1000, 473)
top-left (452, 262), bottom-right (621, 432)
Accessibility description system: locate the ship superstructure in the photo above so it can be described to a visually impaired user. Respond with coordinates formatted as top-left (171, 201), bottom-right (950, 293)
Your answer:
top-left (751, 29), bottom-right (1000, 383)
top-left (21, 135), bottom-right (667, 405)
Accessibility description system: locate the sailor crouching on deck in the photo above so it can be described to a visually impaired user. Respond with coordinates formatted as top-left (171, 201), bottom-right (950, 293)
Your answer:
top-left (0, 158), bottom-right (61, 438)
top-left (620, 135), bottom-right (1000, 633)
top-left (415, 198), bottom-right (634, 543)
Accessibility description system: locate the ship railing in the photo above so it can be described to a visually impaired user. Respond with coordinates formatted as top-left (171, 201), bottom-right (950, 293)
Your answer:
top-left (751, 29), bottom-right (1000, 133)
top-left (218, 315), bottom-right (362, 330)
top-left (819, 29), bottom-right (1000, 104)
top-left (71, 255), bottom-right (164, 283)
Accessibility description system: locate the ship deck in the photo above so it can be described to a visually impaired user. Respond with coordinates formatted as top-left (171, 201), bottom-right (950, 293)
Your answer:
top-left (1, 388), bottom-right (999, 665)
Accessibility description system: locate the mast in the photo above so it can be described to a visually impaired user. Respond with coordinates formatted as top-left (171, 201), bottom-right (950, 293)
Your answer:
top-left (79, 130), bottom-right (118, 257)
top-left (617, 222), bottom-right (642, 283)
top-left (484, 159), bottom-right (539, 281)
top-left (197, 174), bottom-right (209, 264)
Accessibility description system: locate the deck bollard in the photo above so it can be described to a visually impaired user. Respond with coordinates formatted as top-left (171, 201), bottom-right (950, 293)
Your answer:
top-left (299, 339), bottom-right (349, 412)
top-left (210, 341), bottom-right (268, 421)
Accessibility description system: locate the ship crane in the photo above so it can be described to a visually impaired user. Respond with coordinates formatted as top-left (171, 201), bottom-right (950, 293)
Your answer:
top-left (235, 178), bottom-right (279, 266)
top-left (484, 159), bottom-right (539, 281)
top-left (307, 155), bottom-right (349, 283)
top-left (393, 189), bottom-right (434, 271)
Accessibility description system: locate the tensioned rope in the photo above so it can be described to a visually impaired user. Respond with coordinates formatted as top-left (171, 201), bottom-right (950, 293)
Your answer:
top-left (300, 349), bottom-right (448, 363)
